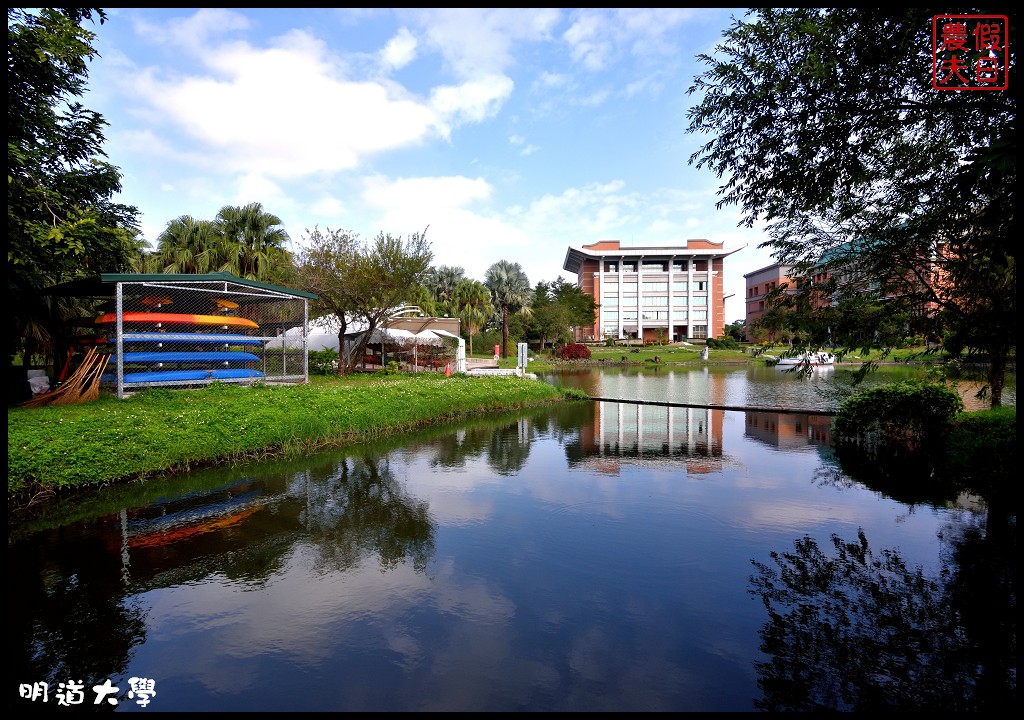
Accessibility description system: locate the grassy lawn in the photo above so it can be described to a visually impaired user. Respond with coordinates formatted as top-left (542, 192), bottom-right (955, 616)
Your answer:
top-left (8, 373), bottom-right (585, 504)
top-left (504, 342), bottom-right (953, 371)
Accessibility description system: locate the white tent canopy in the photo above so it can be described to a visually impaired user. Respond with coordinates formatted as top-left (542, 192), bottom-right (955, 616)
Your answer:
top-left (368, 327), bottom-right (415, 345)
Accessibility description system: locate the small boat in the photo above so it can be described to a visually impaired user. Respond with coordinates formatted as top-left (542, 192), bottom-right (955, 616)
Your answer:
top-left (771, 352), bottom-right (835, 368)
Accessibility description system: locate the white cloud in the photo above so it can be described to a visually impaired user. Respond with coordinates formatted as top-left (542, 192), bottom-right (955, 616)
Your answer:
top-left (380, 27), bottom-right (418, 71)
top-left (411, 8), bottom-right (561, 79)
top-left (429, 75), bottom-right (515, 132)
top-left (125, 30), bottom-right (439, 178)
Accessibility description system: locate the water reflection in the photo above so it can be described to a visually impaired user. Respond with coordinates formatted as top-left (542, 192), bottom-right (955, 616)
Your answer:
top-left (8, 399), bottom-right (1013, 711)
top-left (542, 364), bottom-right (1015, 412)
top-left (750, 517), bottom-right (1016, 711)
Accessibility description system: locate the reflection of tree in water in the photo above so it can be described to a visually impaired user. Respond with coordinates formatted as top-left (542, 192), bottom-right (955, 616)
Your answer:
top-left (426, 403), bottom-right (589, 471)
top-left (301, 454), bottom-right (435, 573)
top-left (10, 529), bottom-right (146, 705)
top-left (487, 418), bottom-right (532, 475)
top-left (750, 524), bottom-right (1015, 711)
top-left (429, 424), bottom-right (494, 469)
top-left (812, 453), bottom-right (965, 508)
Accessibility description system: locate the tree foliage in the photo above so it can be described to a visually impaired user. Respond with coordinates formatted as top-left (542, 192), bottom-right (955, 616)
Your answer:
top-left (687, 8), bottom-right (1015, 405)
top-left (150, 203), bottom-right (294, 285)
top-left (453, 279), bottom-right (493, 356)
top-left (423, 265), bottom-right (465, 318)
top-left (296, 228), bottom-right (433, 374)
top-left (7, 8), bottom-right (141, 364)
top-left (527, 277), bottom-right (597, 349)
top-left (484, 260), bottom-right (532, 358)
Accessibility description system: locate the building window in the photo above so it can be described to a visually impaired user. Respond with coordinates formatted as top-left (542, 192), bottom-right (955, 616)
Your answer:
top-left (604, 261), bottom-right (618, 273)
top-left (692, 310), bottom-right (707, 320)
top-left (642, 282), bottom-right (668, 291)
top-left (672, 260), bottom-right (687, 271)
top-left (603, 310), bottom-right (618, 320)
top-left (643, 296), bottom-right (668, 306)
top-left (693, 281), bottom-right (707, 291)
top-left (672, 310), bottom-right (687, 320)
top-left (642, 310), bottom-right (669, 321)
top-left (673, 281), bottom-right (688, 291)
top-left (622, 311), bottom-right (638, 321)
top-left (642, 261), bottom-right (666, 272)
top-left (603, 325), bottom-right (619, 336)
top-left (622, 296), bottom-right (637, 306)
top-left (692, 296), bottom-right (707, 305)
top-left (623, 261), bottom-right (637, 273)
top-left (692, 325), bottom-right (708, 339)
top-left (602, 295), bottom-right (618, 305)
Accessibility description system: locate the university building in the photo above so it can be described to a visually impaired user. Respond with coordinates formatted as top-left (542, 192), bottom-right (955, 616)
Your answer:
top-left (743, 263), bottom-right (796, 330)
top-left (562, 239), bottom-right (741, 343)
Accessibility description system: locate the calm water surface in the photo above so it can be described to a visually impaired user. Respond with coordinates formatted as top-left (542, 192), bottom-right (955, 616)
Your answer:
top-left (9, 367), bottom-right (1015, 711)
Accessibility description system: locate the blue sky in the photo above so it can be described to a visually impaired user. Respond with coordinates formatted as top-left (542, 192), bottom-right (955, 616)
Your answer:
top-left (85, 8), bottom-right (776, 323)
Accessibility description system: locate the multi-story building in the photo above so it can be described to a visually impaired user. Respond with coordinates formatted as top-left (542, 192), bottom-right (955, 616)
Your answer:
top-left (744, 263), bottom-right (796, 331)
top-left (562, 239), bottom-right (741, 342)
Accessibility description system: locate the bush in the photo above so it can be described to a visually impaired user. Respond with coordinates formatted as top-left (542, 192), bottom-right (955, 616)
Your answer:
top-left (940, 406), bottom-right (1016, 495)
top-left (707, 337), bottom-right (740, 350)
top-left (833, 380), bottom-right (964, 454)
top-left (308, 348), bottom-right (339, 375)
top-left (557, 343), bottom-right (592, 361)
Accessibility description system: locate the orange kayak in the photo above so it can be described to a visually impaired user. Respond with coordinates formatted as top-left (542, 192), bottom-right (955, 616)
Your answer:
top-left (89, 312), bottom-right (259, 329)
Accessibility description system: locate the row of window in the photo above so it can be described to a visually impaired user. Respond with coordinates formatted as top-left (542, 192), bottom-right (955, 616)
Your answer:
top-left (604, 260), bottom-right (690, 273)
top-left (601, 325), bottom-right (709, 339)
top-left (602, 296), bottom-right (708, 306)
top-left (602, 310), bottom-right (708, 321)
top-left (603, 281), bottom-right (709, 292)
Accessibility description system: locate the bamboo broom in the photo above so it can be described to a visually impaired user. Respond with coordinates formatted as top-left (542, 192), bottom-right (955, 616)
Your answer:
top-left (20, 348), bottom-right (110, 408)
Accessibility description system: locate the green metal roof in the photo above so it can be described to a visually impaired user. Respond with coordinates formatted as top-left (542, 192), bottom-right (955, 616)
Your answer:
top-left (43, 272), bottom-right (318, 300)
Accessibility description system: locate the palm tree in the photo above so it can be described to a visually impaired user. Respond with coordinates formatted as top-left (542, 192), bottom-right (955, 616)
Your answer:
top-left (453, 279), bottom-right (494, 356)
top-left (424, 265), bottom-right (465, 317)
top-left (213, 202), bottom-right (291, 282)
top-left (484, 260), bottom-right (531, 358)
top-left (154, 216), bottom-right (218, 274)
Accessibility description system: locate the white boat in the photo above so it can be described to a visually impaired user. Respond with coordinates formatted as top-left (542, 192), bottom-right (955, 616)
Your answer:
top-left (770, 351), bottom-right (835, 368)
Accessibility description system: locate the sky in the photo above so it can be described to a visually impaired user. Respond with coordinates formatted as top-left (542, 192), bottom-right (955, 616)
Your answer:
top-left (84, 7), bottom-right (778, 323)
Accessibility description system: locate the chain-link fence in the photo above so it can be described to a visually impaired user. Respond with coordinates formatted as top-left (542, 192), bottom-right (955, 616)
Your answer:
top-left (55, 274), bottom-right (314, 397)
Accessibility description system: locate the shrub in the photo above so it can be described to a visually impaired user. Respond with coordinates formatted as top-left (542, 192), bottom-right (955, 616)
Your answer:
top-left (707, 337), bottom-right (740, 350)
top-left (557, 343), bottom-right (592, 361)
top-left (833, 380), bottom-right (964, 454)
top-left (308, 348), bottom-right (339, 375)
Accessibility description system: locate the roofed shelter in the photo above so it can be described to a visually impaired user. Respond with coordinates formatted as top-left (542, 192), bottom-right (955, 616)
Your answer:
top-left (44, 272), bottom-right (317, 398)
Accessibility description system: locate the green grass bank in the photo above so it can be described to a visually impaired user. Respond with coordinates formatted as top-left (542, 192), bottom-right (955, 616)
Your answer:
top-left (8, 373), bottom-right (585, 506)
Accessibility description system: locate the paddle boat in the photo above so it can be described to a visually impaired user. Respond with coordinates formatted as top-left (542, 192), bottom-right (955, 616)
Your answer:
top-left (770, 351), bottom-right (835, 368)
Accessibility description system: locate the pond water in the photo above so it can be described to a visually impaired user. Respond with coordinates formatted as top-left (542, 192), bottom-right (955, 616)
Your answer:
top-left (9, 367), bottom-right (1015, 711)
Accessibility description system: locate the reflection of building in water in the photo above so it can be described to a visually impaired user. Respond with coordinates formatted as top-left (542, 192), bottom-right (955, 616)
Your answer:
top-left (744, 411), bottom-right (833, 449)
top-left (576, 400), bottom-right (724, 474)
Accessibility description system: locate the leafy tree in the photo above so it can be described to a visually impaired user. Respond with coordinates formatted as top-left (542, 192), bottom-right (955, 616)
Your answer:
top-left (724, 319), bottom-right (746, 342)
top-left (550, 276), bottom-right (597, 339)
top-left (297, 227), bottom-right (432, 374)
top-left (686, 8), bottom-right (1015, 406)
top-left (294, 228), bottom-right (363, 373)
top-left (7, 8), bottom-right (141, 365)
top-left (423, 265), bottom-right (465, 317)
top-left (213, 202), bottom-right (293, 283)
top-left (453, 279), bottom-right (493, 356)
top-left (402, 283), bottom-right (439, 318)
top-left (153, 216), bottom-right (219, 274)
top-left (526, 277), bottom-right (596, 350)
top-left (484, 260), bottom-right (532, 358)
